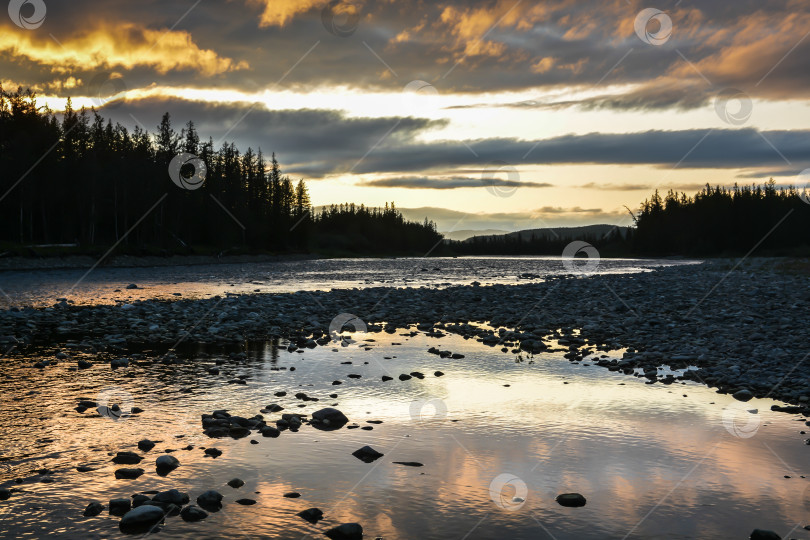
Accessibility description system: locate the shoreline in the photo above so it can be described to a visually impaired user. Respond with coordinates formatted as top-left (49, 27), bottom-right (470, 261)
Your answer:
top-left (1, 259), bottom-right (808, 411)
top-left (0, 253), bottom-right (318, 272)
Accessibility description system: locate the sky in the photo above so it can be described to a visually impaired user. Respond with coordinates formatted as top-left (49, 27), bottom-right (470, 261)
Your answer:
top-left (3, 0), bottom-right (810, 233)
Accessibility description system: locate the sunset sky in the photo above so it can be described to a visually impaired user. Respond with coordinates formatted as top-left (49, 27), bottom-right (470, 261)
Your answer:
top-left (3, 0), bottom-right (810, 232)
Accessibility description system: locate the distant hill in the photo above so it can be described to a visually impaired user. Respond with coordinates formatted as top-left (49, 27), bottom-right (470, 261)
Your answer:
top-left (463, 224), bottom-right (630, 242)
top-left (441, 229), bottom-right (511, 241)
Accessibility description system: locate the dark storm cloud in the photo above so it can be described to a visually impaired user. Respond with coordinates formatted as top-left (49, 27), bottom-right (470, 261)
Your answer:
top-left (3, 0), bottom-right (810, 109)
top-left (359, 176), bottom-right (553, 189)
top-left (99, 97), bottom-right (810, 177)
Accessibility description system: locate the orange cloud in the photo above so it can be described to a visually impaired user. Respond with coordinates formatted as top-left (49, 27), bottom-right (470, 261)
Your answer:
top-left (0, 23), bottom-right (247, 76)
top-left (245, 0), bottom-right (363, 28)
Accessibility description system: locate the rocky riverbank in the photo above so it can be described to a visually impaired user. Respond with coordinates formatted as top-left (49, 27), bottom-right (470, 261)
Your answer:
top-left (1, 258), bottom-right (808, 408)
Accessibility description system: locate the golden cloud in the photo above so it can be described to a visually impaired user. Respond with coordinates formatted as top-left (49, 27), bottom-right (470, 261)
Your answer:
top-left (0, 23), bottom-right (247, 76)
top-left (245, 0), bottom-right (363, 28)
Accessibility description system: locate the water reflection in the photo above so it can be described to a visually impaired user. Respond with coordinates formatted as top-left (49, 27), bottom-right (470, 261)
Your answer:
top-left (0, 329), bottom-right (807, 539)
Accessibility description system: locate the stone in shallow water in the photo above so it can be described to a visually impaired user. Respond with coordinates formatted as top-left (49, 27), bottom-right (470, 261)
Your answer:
top-left (111, 451), bottom-right (141, 465)
top-left (235, 498), bottom-right (256, 505)
top-left (297, 507), bottom-right (324, 524)
top-left (749, 530), bottom-right (781, 540)
top-left (119, 505), bottom-right (165, 533)
top-left (555, 493), bottom-right (586, 507)
top-left (114, 468), bottom-right (144, 480)
top-left (227, 478), bottom-right (245, 488)
top-left (283, 492), bottom-right (301, 498)
top-left (137, 439), bottom-right (155, 452)
top-left (180, 505), bottom-right (208, 522)
top-left (109, 498), bottom-right (131, 516)
top-left (352, 445), bottom-right (384, 463)
top-left (83, 501), bottom-right (104, 517)
top-left (324, 523), bottom-right (363, 540)
top-left (196, 490), bottom-right (223, 512)
top-left (155, 455), bottom-right (180, 475)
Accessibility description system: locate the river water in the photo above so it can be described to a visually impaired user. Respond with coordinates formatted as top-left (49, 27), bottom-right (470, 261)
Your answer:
top-left (0, 257), bottom-right (807, 539)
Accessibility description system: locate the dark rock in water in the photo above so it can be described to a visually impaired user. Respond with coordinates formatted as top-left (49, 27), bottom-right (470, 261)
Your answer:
top-left (733, 389), bottom-right (755, 402)
top-left (434, 371), bottom-right (444, 377)
top-left (227, 478), bottom-right (245, 488)
top-left (265, 404), bottom-right (284, 412)
top-left (274, 391), bottom-right (287, 397)
top-left (750, 530), bottom-right (781, 540)
top-left (77, 360), bottom-right (93, 369)
top-left (110, 358), bottom-right (129, 369)
top-left (83, 501), bottom-right (104, 517)
top-left (204, 448), bottom-right (222, 458)
top-left (352, 445), bottom-right (384, 463)
top-left (297, 507), bottom-right (324, 524)
top-left (555, 493), bottom-right (587, 507)
top-left (324, 523), bottom-right (363, 540)
top-left (410, 371), bottom-right (425, 379)
top-left (451, 353), bottom-right (465, 359)
top-left (398, 374), bottom-right (412, 381)
top-left (381, 375), bottom-right (393, 381)
top-left (235, 498), bottom-right (256, 505)
top-left (392, 461), bottom-right (423, 467)
top-left (137, 439), bottom-right (155, 452)
top-left (112, 452), bottom-right (142, 465)
top-left (132, 495), bottom-right (150, 508)
top-left (0, 488), bottom-right (9, 500)
top-left (126, 283), bottom-right (139, 289)
top-left (155, 455), bottom-right (180, 475)
top-left (311, 408), bottom-right (349, 430)
top-left (119, 505), bottom-right (165, 533)
top-left (180, 505), bottom-right (208, 522)
top-left (109, 498), bottom-right (132, 515)
top-left (152, 489), bottom-right (188, 506)
top-left (196, 490), bottom-right (223, 512)
top-left (283, 492), bottom-right (301, 498)
top-left (228, 426), bottom-right (251, 439)
top-left (98, 405), bottom-right (128, 421)
top-left (114, 468), bottom-right (144, 480)
top-left (77, 400), bottom-right (97, 408)
top-left (260, 426), bottom-right (281, 438)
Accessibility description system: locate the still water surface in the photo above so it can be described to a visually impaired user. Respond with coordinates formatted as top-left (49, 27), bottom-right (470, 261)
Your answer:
top-left (0, 328), bottom-right (807, 539)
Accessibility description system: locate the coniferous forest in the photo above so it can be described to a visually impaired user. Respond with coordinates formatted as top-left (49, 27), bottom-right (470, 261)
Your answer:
top-left (0, 88), bottom-right (442, 256)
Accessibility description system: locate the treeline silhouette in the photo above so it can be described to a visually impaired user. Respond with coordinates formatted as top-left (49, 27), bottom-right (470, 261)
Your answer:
top-left (0, 87), bottom-right (440, 256)
top-left (448, 229), bottom-right (631, 256)
top-left (448, 181), bottom-right (810, 257)
top-left (631, 182), bottom-right (810, 255)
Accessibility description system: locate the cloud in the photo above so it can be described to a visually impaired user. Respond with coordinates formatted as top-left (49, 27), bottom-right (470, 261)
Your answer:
top-left (0, 23), bottom-right (247, 77)
top-left (97, 97), bottom-right (810, 178)
top-left (359, 176), bottom-right (553, 189)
